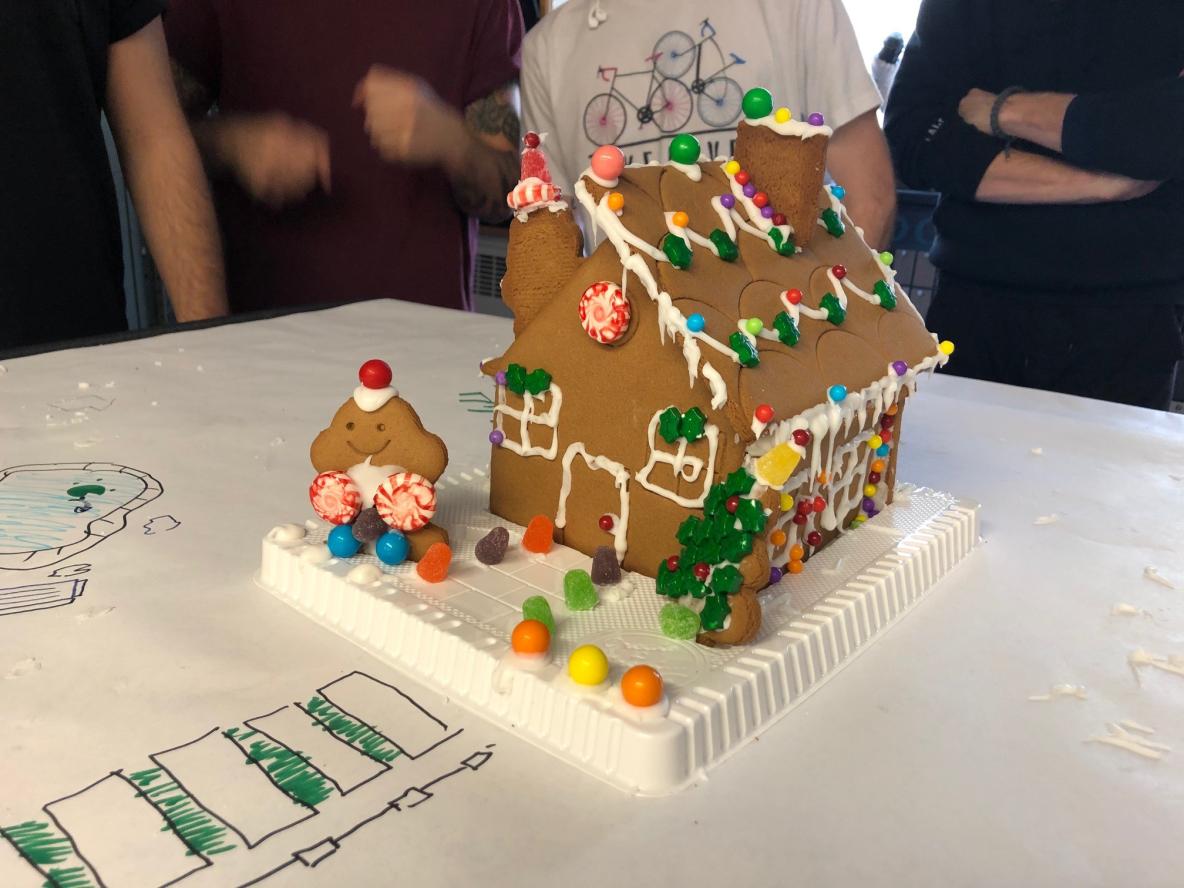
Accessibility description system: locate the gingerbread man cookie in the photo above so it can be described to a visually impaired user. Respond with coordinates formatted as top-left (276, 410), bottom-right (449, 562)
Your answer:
top-left (309, 359), bottom-right (449, 562)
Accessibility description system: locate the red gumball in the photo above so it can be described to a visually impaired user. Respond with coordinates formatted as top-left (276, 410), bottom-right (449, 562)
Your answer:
top-left (792, 428), bottom-right (811, 446)
top-left (785, 288), bottom-right (803, 306)
top-left (359, 359), bottom-right (392, 389)
top-left (813, 496), bottom-right (826, 513)
top-left (734, 170), bottom-right (750, 186)
top-left (792, 514), bottom-right (808, 526)
top-left (693, 562), bottom-right (711, 581)
top-left (806, 531), bottom-right (823, 547)
top-left (754, 404), bottom-right (774, 423)
top-left (598, 514), bottom-right (615, 531)
top-left (831, 264), bottom-right (847, 280)
top-left (665, 555), bottom-right (680, 572)
top-left (524, 131), bottom-right (541, 149)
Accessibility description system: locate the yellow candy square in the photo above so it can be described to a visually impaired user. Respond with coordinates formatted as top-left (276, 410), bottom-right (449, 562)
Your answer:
top-left (756, 443), bottom-right (801, 488)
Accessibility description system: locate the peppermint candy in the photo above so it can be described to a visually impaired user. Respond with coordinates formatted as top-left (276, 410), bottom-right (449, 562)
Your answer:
top-left (508, 178), bottom-right (561, 211)
top-left (309, 471), bottom-right (362, 525)
top-left (374, 471), bottom-right (437, 533)
top-left (579, 281), bottom-right (631, 344)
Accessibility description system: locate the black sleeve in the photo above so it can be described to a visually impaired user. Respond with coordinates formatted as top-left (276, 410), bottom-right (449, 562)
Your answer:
top-left (883, 0), bottom-right (1003, 199)
top-left (110, 0), bottom-right (165, 43)
top-left (1062, 77), bottom-right (1184, 180)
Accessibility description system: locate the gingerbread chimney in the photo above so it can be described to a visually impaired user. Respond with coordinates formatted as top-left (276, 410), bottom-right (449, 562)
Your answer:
top-left (732, 89), bottom-right (831, 250)
top-left (501, 132), bottom-right (584, 335)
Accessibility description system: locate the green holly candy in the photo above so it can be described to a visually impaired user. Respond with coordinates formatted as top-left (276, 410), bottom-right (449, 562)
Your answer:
top-left (680, 407), bottom-right (707, 442)
top-left (709, 229), bottom-right (738, 262)
top-left (773, 311), bottom-right (800, 346)
top-left (658, 406), bottom-right (682, 444)
top-left (820, 292), bottom-right (846, 326)
top-left (525, 368), bottom-right (552, 395)
top-left (741, 87), bottom-right (774, 120)
top-left (668, 133), bottom-right (701, 165)
top-left (699, 591), bottom-right (732, 631)
top-left (729, 331), bottom-right (760, 367)
top-left (874, 279), bottom-right (897, 310)
top-left (661, 233), bottom-right (693, 270)
top-left (820, 208), bottom-right (845, 238)
top-left (504, 363), bottom-right (528, 395)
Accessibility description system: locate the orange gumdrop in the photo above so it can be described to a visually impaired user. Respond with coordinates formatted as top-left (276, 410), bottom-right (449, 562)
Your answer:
top-left (415, 542), bottom-right (452, 583)
top-left (886, 404), bottom-right (899, 416)
top-left (511, 619), bottom-right (551, 654)
top-left (621, 664), bottom-right (664, 707)
top-left (789, 544), bottom-right (805, 561)
top-left (521, 514), bottom-right (555, 553)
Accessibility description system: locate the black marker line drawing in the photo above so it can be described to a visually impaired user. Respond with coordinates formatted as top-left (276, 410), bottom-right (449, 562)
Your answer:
top-left (143, 516), bottom-right (180, 536)
top-left (49, 564), bottom-right (91, 578)
top-left (0, 463), bottom-right (163, 571)
top-left (0, 579), bottom-right (86, 617)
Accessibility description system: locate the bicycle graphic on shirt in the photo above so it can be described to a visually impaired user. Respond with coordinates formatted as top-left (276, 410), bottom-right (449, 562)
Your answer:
top-left (583, 18), bottom-right (746, 146)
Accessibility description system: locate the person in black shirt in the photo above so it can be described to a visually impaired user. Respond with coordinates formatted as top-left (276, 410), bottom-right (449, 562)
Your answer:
top-left (885, 0), bottom-right (1184, 410)
top-left (1, 2), bottom-right (226, 353)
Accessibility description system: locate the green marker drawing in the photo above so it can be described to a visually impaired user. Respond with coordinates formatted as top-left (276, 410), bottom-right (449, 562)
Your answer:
top-left (66, 484), bottom-right (105, 498)
top-left (224, 728), bottom-right (333, 806)
top-left (305, 696), bottom-right (401, 763)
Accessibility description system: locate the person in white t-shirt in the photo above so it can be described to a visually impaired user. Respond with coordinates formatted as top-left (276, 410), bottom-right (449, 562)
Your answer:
top-left (521, 0), bottom-right (896, 247)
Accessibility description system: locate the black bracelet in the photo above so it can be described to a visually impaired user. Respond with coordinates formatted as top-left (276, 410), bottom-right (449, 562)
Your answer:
top-left (991, 86), bottom-right (1025, 153)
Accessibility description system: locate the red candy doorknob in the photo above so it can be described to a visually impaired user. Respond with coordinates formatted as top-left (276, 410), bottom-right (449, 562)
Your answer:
top-left (359, 359), bottom-right (392, 389)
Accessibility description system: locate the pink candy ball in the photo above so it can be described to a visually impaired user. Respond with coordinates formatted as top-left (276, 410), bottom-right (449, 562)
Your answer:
top-left (591, 144), bottom-right (625, 181)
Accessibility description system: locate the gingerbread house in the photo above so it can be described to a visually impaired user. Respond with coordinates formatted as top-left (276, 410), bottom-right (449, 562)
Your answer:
top-left (485, 88), bottom-right (950, 645)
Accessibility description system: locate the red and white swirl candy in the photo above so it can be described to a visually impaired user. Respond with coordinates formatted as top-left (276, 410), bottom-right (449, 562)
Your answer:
top-left (508, 177), bottom-right (562, 211)
top-left (309, 471), bottom-right (362, 525)
top-left (374, 471), bottom-right (437, 532)
top-left (579, 281), bottom-right (631, 344)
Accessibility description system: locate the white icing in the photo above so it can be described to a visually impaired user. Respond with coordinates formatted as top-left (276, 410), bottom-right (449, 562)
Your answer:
top-left (346, 457), bottom-right (403, 508)
top-left (610, 685), bottom-right (670, 722)
top-left (269, 523), bottom-right (306, 544)
top-left (709, 196), bottom-right (738, 241)
top-left (1143, 566), bottom-right (1176, 589)
top-left (554, 443), bottom-right (631, 561)
top-left (514, 200), bottom-right (569, 223)
top-left (635, 407), bottom-right (720, 508)
top-left (599, 577), bottom-right (635, 604)
top-left (493, 382), bottom-right (562, 460)
top-left (669, 160), bottom-right (702, 182)
top-left (747, 113), bottom-right (832, 139)
top-left (300, 545), bottom-right (332, 565)
top-left (353, 385), bottom-right (397, 412)
top-left (1087, 722), bottom-right (1172, 760)
top-left (347, 564), bottom-right (383, 585)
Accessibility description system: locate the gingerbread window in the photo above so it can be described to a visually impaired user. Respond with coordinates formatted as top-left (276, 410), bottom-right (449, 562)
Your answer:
top-left (636, 406), bottom-right (719, 507)
top-left (493, 370), bottom-right (562, 460)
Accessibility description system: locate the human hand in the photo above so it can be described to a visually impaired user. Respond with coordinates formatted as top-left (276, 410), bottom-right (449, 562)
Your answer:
top-left (222, 112), bottom-right (331, 208)
top-left (958, 88), bottom-right (996, 135)
top-left (352, 66), bottom-right (465, 168)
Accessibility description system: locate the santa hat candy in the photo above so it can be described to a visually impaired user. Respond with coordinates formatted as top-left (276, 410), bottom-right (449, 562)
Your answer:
top-left (507, 132), bottom-right (562, 211)
top-left (353, 359), bottom-right (398, 412)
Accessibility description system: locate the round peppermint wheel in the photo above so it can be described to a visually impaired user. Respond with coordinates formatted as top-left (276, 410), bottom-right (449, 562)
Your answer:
top-left (579, 281), bottom-right (631, 344)
top-left (374, 472), bottom-right (437, 533)
top-left (309, 471), bottom-right (362, 525)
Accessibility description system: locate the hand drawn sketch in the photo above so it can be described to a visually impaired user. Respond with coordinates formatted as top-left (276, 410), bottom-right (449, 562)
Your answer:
top-left (0, 463), bottom-right (163, 571)
top-left (143, 517), bottom-right (180, 536)
top-left (2, 672), bottom-right (486, 888)
top-left (0, 579), bottom-right (86, 617)
top-left (49, 564), bottom-right (91, 578)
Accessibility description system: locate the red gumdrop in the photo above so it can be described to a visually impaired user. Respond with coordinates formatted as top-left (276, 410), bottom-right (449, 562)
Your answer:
top-left (522, 514), bottom-right (555, 553)
top-left (806, 531), bottom-right (823, 547)
top-left (359, 359), bottom-right (392, 389)
top-left (415, 542), bottom-right (452, 583)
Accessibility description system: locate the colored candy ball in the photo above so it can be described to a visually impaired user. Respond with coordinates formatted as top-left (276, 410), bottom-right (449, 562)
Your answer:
top-left (494, 369), bottom-right (507, 385)
top-left (828, 384), bottom-right (848, 402)
top-left (813, 495), bottom-right (826, 513)
top-left (522, 514), bottom-right (555, 553)
top-left (568, 644), bottom-right (610, 686)
top-left (734, 170), bottom-right (750, 186)
top-left (590, 144), bottom-right (625, 181)
top-left (693, 562), bottom-right (710, 581)
top-left (892, 360), bottom-right (909, 376)
top-left (879, 251), bottom-right (895, 265)
top-left (939, 340), bottom-right (956, 355)
top-left (511, 618), bottom-right (551, 655)
top-left (806, 530), bottom-right (823, 547)
top-left (742, 182), bottom-right (757, 198)
top-left (830, 183), bottom-right (846, 199)
top-left (785, 288), bottom-right (803, 305)
top-left (522, 595), bottom-right (556, 634)
top-left (881, 428), bottom-right (893, 443)
top-left (725, 495), bottom-right (740, 513)
top-left (666, 555), bottom-right (680, 572)
top-left (489, 429), bottom-right (505, 446)
top-left (790, 544), bottom-right (805, 560)
top-left (754, 403), bottom-right (774, 423)
top-left (742, 87), bottom-right (774, 120)
top-left (724, 160), bottom-right (740, 176)
top-left (671, 210), bottom-right (690, 228)
top-left (621, 664), bottom-right (664, 707)
top-left (760, 205), bottom-right (775, 219)
top-left (832, 264), bottom-right (847, 279)
top-left (871, 459), bottom-right (886, 473)
top-left (869, 471), bottom-right (882, 484)
top-left (864, 484), bottom-right (878, 497)
top-left (745, 317), bottom-right (764, 335)
top-left (719, 193), bottom-right (736, 209)
top-left (807, 112), bottom-right (825, 126)
top-left (876, 444), bottom-right (891, 457)
top-left (780, 493), bottom-right (794, 512)
top-left (607, 191), bottom-right (625, 212)
top-left (686, 312), bottom-right (706, 332)
top-left (359, 359), bottom-right (392, 389)
top-left (793, 428), bottom-right (811, 446)
top-left (375, 530), bottom-right (410, 564)
top-left (769, 566), bottom-right (783, 584)
top-left (564, 568), bottom-right (599, 611)
top-left (869, 435), bottom-right (883, 449)
top-left (475, 526), bottom-right (510, 565)
top-left (669, 133), bottom-right (701, 165)
top-left (770, 529), bottom-right (788, 547)
top-left (880, 413), bottom-right (895, 428)
top-left (792, 513), bottom-right (807, 526)
top-left (863, 497), bottom-right (876, 513)
top-left (415, 542), bottom-right (452, 582)
top-left (788, 559), bottom-right (804, 574)
top-left (660, 603), bottom-right (701, 640)
top-left (774, 107), bottom-right (792, 123)
top-left (598, 514), bottom-right (615, 531)
top-left (797, 498), bottom-right (813, 515)
top-left (772, 212), bottom-right (787, 226)
top-left (753, 191), bottom-right (769, 208)
top-left (327, 524), bottom-right (362, 558)
top-left (524, 131), bottom-right (541, 149)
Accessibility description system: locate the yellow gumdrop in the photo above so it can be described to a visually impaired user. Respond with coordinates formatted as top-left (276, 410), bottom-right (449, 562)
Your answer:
top-left (774, 107), bottom-right (792, 123)
top-left (780, 493), bottom-right (794, 512)
top-left (568, 644), bottom-right (610, 686)
top-left (755, 443), bottom-right (801, 488)
top-left (724, 160), bottom-right (740, 176)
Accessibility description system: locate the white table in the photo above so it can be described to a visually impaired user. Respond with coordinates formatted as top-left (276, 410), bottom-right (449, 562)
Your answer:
top-left (2, 300), bottom-right (1182, 887)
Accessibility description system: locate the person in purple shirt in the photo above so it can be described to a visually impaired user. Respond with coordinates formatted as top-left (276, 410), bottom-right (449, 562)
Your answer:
top-left (165, 1), bottom-right (524, 314)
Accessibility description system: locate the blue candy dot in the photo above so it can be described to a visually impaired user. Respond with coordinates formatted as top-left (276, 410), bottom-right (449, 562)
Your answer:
top-left (828, 384), bottom-right (848, 402)
top-left (328, 524), bottom-right (362, 558)
top-left (876, 444), bottom-right (891, 457)
top-left (375, 530), bottom-right (410, 565)
top-left (830, 184), bottom-right (846, 199)
top-left (687, 313), bottom-right (706, 333)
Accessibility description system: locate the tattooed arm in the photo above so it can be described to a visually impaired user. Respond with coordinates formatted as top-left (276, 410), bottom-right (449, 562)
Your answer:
top-left (353, 67), bottom-right (520, 222)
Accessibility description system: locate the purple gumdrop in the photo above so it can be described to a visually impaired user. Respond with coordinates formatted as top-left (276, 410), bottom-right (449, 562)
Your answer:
top-left (862, 497), bottom-right (876, 513)
top-left (494, 370), bottom-right (507, 385)
top-left (719, 193), bottom-right (736, 209)
top-left (808, 112), bottom-right (825, 126)
top-left (742, 182), bottom-right (757, 199)
top-left (892, 360), bottom-right (909, 376)
top-left (489, 429), bottom-right (505, 446)
top-left (760, 205), bottom-right (775, 219)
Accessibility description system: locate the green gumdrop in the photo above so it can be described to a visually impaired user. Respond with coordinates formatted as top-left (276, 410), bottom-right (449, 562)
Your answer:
top-left (522, 595), bottom-right (555, 635)
top-left (658, 406), bottom-right (683, 444)
top-left (669, 133), bottom-right (701, 165)
top-left (680, 407), bottom-right (707, 442)
top-left (525, 367), bottom-right (552, 395)
top-left (504, 363), bottom-right (528, 395)
top-left (660, 603), bottom-right (701, 640)
top-left (729, 331), bottom-right (760, 368)
top-left (874, 279), bottom-right (897, 310)
top-left (773, 310), bottom-right (800, 346)
top-left (742, 87), bottom-right (774, 120)
top-left (709, 229), bottom-right (738, 262)
top-left (563, 569), bottom-right (598, 611)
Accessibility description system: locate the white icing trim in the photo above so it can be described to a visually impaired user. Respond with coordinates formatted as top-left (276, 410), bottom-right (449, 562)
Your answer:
top-left (635, 407), bottom-right (720, 508)
top-left (494, 382), bottom-right (562, 459)
top-left (709, 196), bottom-right (738, 241)
top-left (747, 113), bottom-right (832, 139)
top-left (555, 443), bottom-right (631, 561)
top-left (353, 385), bottom-right (397, 412)
top-left (724, 163), bottom-right (794, 247)
top-left (514, 200), bottom-right (569, 223)
top-left (669, 160), bottom-right (703, 182)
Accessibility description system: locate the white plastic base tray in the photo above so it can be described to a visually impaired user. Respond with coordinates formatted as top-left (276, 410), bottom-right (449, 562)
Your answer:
top-left (259, 474), bottom-right (979, 796)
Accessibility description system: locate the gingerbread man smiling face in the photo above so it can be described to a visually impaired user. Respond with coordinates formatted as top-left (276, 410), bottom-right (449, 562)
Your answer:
top-left (311, 395), bottom-right (448, 482)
